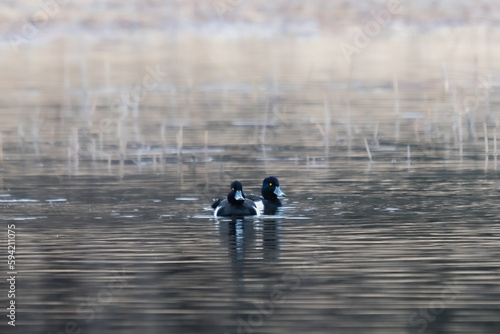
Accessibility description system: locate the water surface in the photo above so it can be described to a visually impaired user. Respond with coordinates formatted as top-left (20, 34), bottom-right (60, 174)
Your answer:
top-left (3, 150), bottom-right (500, 334)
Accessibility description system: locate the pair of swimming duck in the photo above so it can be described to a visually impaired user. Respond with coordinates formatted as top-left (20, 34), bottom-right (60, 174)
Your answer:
top-left (212, 176), bottom-right (285, 217)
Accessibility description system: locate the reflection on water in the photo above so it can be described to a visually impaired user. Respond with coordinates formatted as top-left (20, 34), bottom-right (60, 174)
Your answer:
top-left (2, 14), bottom-right (500, 331)
top-left (2, 151), bottom-right (500, 334)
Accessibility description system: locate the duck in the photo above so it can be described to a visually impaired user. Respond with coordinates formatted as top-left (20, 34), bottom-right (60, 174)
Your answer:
top-left (213, 181), bottom-right (258, 217)
top-left (247, 176), bottom-right (286, 215)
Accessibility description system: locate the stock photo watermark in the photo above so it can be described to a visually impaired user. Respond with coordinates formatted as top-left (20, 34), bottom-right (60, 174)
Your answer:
top-left (339, 0), bottom-right (403, 64)
top-left (212, 0), bottom-right (244, 20)
top-left (226, 243), bottom-right (325, 334)
top-left (6, 224), bottom-right (17, 327)
top-left (115, 65), bottom-right (167, 112)
top-left (7, 0), bottom-right (72, 53)
top-left (431, 72), bottom-right (495, 132)
top-left (46, 266), bottom-right (130, 334)
top-left (460, 73), bottom-right (495, 115)
top-left (407, 280), bottom-right (461, 334)
top-left (54, 64), bottom-right (166, 179)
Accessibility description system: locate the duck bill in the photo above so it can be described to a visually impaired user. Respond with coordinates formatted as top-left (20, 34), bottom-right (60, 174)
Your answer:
top-left (234, 190), bottom-right (244, 201)
top-left (274, 187), bottom-right (285, 197)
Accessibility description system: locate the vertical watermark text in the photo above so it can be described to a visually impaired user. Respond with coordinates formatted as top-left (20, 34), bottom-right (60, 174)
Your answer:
top-left (6, 224), bottom-right (16, 326)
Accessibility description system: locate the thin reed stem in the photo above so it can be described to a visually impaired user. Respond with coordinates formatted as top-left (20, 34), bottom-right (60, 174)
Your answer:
top-left (393, 75), bottom-right (400, 142)
top-left (484, 122), bottom-right (488, 156)
top-left (364, 138), bottom-right (372, 161)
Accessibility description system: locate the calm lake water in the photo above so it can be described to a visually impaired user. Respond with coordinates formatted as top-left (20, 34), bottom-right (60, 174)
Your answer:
top-left (2, 5), bottom-right (500, 331)
top-left (3, 143), bottom-right (500, 334)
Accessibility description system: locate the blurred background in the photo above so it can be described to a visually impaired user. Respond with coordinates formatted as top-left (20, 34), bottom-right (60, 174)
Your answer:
top-left (1, 0), bottom-right (499, 167)
top-left (1, 1), bottom-right (500, 334)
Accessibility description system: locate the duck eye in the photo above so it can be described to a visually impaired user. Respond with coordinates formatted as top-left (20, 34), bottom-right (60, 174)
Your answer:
top-left (269, 183), bottom-right (273, 186)
top-left (232, 188), bottom-right (234, 190)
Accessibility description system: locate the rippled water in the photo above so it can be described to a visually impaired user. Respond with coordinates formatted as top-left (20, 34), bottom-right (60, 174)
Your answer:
top-left (2, 10), bottom-right (500, 331)
top-left (2, 145), bottom-right (500, 334)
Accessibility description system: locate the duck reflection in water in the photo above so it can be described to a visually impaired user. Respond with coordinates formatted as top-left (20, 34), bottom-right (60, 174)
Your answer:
top-left (216, 217), bottom-right (282, 334)
top-left (216, 218), bottom-right (281, 290)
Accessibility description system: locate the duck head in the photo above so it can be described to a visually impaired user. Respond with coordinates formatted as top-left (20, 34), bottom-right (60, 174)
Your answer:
top-left (261, 176), bottom-right (286, 200)
top-left (228, 180), bottom-right (245, 205)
